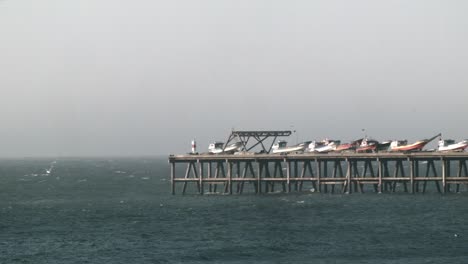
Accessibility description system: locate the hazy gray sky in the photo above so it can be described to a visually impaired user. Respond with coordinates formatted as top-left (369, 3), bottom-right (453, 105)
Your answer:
top-left (1, 0), bottom-right (467, 156)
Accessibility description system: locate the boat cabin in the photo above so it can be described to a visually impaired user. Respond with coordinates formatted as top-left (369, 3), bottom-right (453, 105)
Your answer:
top-left (208, 142), bottom-right (224, 152)
top-left (307, 141), bottom-right (325, 151)
top-left (438, 139), bottom-right (455, 147)
top-left (272, 140), bottom-right (287, 150)
top-left (390, 140), bottom-right (408, 148)
top-left (360, 138), bottom-right (378, 147)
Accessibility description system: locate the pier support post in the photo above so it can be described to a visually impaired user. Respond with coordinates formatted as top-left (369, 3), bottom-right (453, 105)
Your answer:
top-left (299, 160), bottom-right (305, 191)
top-left (345, 159), bottom-right (351, 194)
top-left (171, 162), bottom-right (175, 195)
top-left (257, 161), bottom-right (262, 194)
top-left (446, 160), bottom-right (451, 192)
top-left (286, 159), bottom-right (290, 193)
top-left (332, 160), bottom-right (342, 194)
top-left (199, 160), bottom-right (203, 195)
top-left (316, 159), bottom-right (321, 193)
top-left (323, 161), bottom-right (328, 193)
top-left (442, 158), bottom-right (446, 194)
top-left (208, 162), bottom-right (212, 193)
top-left (181, 162), bottom-right (191, 195)
top-left (227, 160), bottom-right (232, 195)
top-left (415, 161), bottom-right (420, 193)
top-left (294, 161), bottom-right (299, 191)
top-left (236, 161), bottom-right (241, 193)
top-left (409, 158), bottom-right (414, 194)
top-left (378, 159), bottom-right (382, 194)
top-left (456, 160), bottom-right (466, 193)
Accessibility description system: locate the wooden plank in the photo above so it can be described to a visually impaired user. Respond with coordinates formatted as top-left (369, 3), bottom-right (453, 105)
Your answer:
top-left (446, 181), bottom-right (468, 184)
top-left (381, 177), bottom-right (411, 181)
top-left (174, 178), bottom-right (199, 182)
top-left (320, 177), bottom-right (347, 181)
top-left (232, 177), bottom-right (257, 181)
top-left (320, 181), bottom-right (346, 185)
top-left (447, 177), bottom-right (468, 181)
top-left (353, 177), bottom-right (381, 181)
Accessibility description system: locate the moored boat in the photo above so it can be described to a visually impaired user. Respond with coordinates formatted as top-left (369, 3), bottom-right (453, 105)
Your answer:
top-left (376, 140), bottom-right (391, 152)
top-left (389, 133), bottom-right (441, 152)
top-left (306, 141), bottom-right (326, 152)
top-left (438, 138), bottom-right (468, 152)
top-left (208, 141), bottom-right (243, 154)
top-left (355, 138), bottom-right (392, 153)
top-left (335, 139), bottom-right (362, 152)
top-left (355, 138), bottom-right (378, 153)
top-left (272, 140), bottom-right (311, 154)
top-left (307, 139), bottom-right (340, 153)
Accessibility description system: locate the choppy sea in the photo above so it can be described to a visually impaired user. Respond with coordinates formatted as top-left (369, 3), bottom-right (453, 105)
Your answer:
top-left (1, 158), bottom-right (468, 264)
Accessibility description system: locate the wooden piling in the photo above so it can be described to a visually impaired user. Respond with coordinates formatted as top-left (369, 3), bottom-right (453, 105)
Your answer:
top-left (316, 159), bottom-right (321, 193)
top-left (345, 159), bottom-right (351, 194)
top-left (286, 159), bottom-right (291, 193)
top-left (442, 158), bottom-right (446, 194)
top-left (410, 158), bottom-right (414, 194)
top-left (171, 162), bottom-right (175, 195)
top-left (228, 160), bottom-right (232, 195)
top-left (199, 160), bottom-right (203, 195)
top-left (257, 161), bottom-right (261, 194)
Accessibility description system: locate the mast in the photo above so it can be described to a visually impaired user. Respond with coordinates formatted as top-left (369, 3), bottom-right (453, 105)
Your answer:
top-left (425, 133), bottom-right (442, 143)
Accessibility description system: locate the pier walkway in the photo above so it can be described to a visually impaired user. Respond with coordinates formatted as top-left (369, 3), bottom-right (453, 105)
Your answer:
top-left (169, 152), bottom-right (468, 195)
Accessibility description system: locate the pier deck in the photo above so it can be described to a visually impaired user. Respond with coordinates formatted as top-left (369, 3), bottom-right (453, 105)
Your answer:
top-left (169, 152), bottom-right (468, 195)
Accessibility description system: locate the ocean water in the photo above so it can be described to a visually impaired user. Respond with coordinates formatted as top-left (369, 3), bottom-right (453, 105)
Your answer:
top-left (1, 158), bottom-right (468, 264)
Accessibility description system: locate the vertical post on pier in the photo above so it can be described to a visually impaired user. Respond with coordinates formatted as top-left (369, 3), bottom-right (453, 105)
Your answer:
top-left (457, 160), bottom-right (463, 193)
top-left (446, 160), bottom-right (451, 192)
top-left (323, 161), bottom-right (328, 193)
top-left (285, 158), bottom-right (290, 193)
top-left (442, 157), bottom-right (446, 194)
top-left (257, 160), bottom-right (262, 194)
top-left (409, 158), bottom-right (414, 194)
top-left (198, 160), bottom-right (204, 195)
top-left (316, 158), bottom-right (321, 193)
top-left (236, 161), bottom-right (241, 193)
top-left (208, 162), bottom-right (212, 193)
top-left (227, 159), bottom-right (232, 195)
top-left (378, 158), bottom-right (382, 194)
top-left (171, 162), bottom-right (175, 195)
top-left (415, 160), bottom-right (420, 193)
top-left (346, 158), bottom-right (351, 194)
top-left (294, 160), bottom-right (299, 191)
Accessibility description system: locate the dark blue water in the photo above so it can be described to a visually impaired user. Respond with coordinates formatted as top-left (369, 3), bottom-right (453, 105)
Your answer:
top-left (1, 158), bottom-right (468, 263)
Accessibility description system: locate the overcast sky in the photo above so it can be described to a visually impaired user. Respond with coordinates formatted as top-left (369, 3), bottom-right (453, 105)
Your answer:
top-left (0, 0), bottom-right (467, 157)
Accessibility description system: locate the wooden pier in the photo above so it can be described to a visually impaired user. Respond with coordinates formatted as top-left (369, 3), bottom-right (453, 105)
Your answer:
top-left (169, 152), bottom-right (468, 195)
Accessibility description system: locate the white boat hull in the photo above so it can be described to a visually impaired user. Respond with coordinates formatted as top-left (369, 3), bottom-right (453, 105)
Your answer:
top-left (314, 145), bottom-right (336, 153)
top-left (272, 145), bottom-right (306, 154)
top-left (209, 142), bottom-right (242, 154)
top-left (438, 141), bottom-right (468, 152)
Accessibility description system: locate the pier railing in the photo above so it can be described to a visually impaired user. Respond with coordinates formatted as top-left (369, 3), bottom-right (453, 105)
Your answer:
top-left (168, 153), bottom-right (468, 195)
